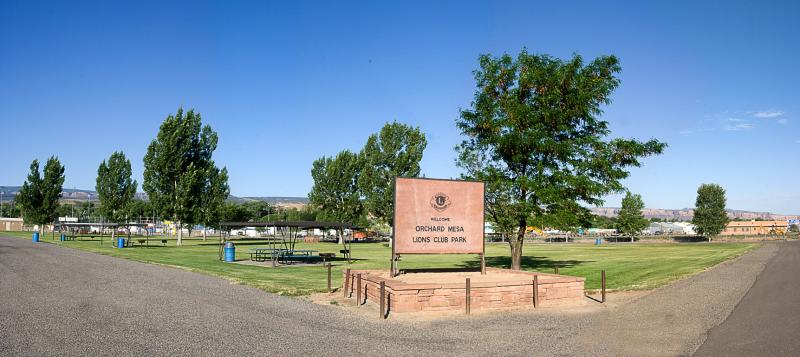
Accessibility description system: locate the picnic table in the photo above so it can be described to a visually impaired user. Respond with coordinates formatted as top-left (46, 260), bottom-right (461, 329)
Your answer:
top-left (279, 249), bottom-right (320, 264)
top-left (249, 248), bottom-right (287, 263)
top-left (249, 248), bottom-right (322, 265)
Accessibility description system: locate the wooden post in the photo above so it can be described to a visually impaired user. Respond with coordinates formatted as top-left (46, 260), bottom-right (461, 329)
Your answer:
top-left (344, 268), bottom-right (350, 297)
top-left (327, 263), bottom-right (332, 292)
top-left (601, 270), bottom-right (606, 303)
top-left (532, 275), bottom-right (539, 308)
top-left (379, 280), bottom-right (386, 320)
top-left (350, 273), bottom-right (355, 297)
top-left (356, 273), bottom-right (362, 305)
top-left (465, 278), bottom-right (471, 315)
top-left (480, 254), bottom-right (486, 275)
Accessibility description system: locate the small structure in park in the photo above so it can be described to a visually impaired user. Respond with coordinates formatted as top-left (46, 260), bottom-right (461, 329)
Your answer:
top-left (218, 221), bottom-right (358, 265)
top-left (57, 221), bottom-right (151, 246)
top-left (0, 217), bottom-right (24, 231)
top-left (347, 177), bottom-right (586, 315)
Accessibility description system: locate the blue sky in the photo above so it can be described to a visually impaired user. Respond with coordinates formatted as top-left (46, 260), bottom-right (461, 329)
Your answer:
top-left (1, 1), bottom-right (799, 213)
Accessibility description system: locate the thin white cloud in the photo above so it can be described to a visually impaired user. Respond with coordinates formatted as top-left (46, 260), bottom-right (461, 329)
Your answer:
top-left (724, 122), bottom-right (754, 131)
top-left (754, 110), bottom-right (784, 118)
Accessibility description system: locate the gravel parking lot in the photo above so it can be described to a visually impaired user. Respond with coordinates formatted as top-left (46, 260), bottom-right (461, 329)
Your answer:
top-left (0, 236), bottom-right (781, 356)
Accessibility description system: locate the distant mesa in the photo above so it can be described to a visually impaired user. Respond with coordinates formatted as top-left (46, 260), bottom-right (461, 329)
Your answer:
top-left (590, 207), bottom-right (800, 221)
top-left (0, 186), bottom-right (308, 206)
top-left (0, 185), bottom-right (793, 219)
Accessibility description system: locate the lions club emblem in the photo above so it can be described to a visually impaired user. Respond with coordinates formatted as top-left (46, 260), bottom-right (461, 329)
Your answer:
top-left (430, 193), bottom-right (451, 212)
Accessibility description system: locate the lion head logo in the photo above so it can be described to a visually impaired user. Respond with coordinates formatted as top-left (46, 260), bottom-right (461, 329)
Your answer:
top-left (430, 193), bottom-right (451, 212)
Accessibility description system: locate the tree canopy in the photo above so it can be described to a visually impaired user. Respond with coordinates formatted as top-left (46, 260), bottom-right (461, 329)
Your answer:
top-left (691, 183), bottom-right (729, 240)
top-left (308, 150), bottom-right (364, 225)
top-left (17, 157), bottom-right (65, 230)
top-left (96, 151), bottom-right (137, 223)
top-left (358, 121), bottom-right (427, 227)
top-left (616, 191), bottom-right (648, 241)
top-left (456, 50), bottom-right (666, 270)
top-left (197, 166), bottom-right (230, 236)
top-left (143, 107), bottom-right (225, 245)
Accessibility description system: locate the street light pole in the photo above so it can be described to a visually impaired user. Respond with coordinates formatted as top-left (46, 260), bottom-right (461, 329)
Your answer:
top-left (1, 191), bottom-right (4, 217)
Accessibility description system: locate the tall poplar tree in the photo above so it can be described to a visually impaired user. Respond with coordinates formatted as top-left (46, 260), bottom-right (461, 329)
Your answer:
top-left (96, 152), bottom-right (137, 238)
top-left (17, 157), bottom-right (65, 234)
top-left (358, 121), bottom-right (427, 228)
top-left (197, 165), bottom-right (230, 240)
top-left (143, 108), bottom-right (222, 246)
top-left (691, 183), bottom-right (729, 242)
top-left (456, 50), bottom-right (666, 270)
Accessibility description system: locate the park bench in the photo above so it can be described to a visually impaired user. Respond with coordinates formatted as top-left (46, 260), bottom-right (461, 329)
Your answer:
top-left (161, 239), bottom-right (167, 246)
top-left (318, 253), bottom-right (335, 262)
top-left (136, 239), bottom-right (146, 246)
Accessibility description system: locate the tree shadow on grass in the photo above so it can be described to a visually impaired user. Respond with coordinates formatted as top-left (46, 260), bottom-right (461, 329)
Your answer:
top-left (400, 267), bottom-right (481, 274)
top-left (460, 256), bottom-right (593, 271)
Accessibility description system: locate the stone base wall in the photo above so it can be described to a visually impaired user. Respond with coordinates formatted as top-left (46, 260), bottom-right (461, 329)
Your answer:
top-left (342, 268), bottom-right (585, 314)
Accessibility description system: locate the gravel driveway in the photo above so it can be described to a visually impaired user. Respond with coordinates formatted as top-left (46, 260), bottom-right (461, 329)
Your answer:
top-left (0, 236), bottom-right (778, 356)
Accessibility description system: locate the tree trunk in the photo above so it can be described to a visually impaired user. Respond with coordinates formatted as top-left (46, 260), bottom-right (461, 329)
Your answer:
top-left (177, 221), bottom-right (183, 246)
top-left (631, 235), bottom-right (634, 243)
top-left (203, 227), bottom-right (207, 241)
top-left (510, 224), bottom-right (526, 270)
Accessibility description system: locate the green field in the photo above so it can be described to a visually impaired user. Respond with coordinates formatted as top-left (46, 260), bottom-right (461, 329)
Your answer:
top-left (4, 231), bottom-right (758, 295)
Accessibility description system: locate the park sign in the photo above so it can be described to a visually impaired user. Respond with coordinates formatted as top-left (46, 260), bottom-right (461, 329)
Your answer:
top-left (391, 177), bottom-right (485, 275)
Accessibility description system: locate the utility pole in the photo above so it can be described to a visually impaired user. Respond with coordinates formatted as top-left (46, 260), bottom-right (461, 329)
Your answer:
top-left (1, 191), bottom-right (4, 217)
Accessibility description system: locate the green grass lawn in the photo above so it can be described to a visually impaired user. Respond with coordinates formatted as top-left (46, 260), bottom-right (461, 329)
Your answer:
top-left (4, 231), bottom-right (758, 296)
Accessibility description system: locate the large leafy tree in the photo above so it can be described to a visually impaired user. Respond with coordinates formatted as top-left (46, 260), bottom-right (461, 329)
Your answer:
top-left (616, 191), bottom-right (648, 242)
top-left (691, 183), bottom-right (729, 242)
top-left (458, 149), bottom-right (518, 241)
top-left (17, 157), bottom-right (65, 234)
top-left (127, 199), bottom-right (153, 221)
top-left (0, 199), bottom-right (21, 218)
top-left (143, 108), bottom-right (222, 246)
top-left (241, 201), bottom-right (272, 221)
top-left (456, 50), bottom-right (666, 270)
top-left (96, 151), bottom-right (138, 227)
top-left (197, 166), bottom-right (229, 240)
top-left (309, 150), bottom-right (363, 244)
top-left (358, 121), bottom-right (427, 228)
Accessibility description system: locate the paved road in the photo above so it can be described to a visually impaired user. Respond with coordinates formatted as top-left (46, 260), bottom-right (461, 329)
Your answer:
top-left (0, 235), bottom-right (788, 356)
top-left (694, 240), bottom-right (800, 356)
top-left (577, 242), bottom-right (778, 356)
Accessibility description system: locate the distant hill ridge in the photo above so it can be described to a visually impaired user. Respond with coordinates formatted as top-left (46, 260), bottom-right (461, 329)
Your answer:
top-left (0, 186), bottom-right (308, 205)
top-left (591, 207), bottom-right (800, 221)
top-left (1, 186), bottom-right (793, 219)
